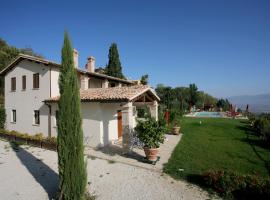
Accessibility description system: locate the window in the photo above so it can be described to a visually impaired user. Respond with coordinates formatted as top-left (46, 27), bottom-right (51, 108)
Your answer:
top-left (11, 110), bottom-right (16, 123)
top-left (109, 82), bottom-right (116, 87)
top-left (11, 77), bottom-right (16, 91)
top-left (33, 110), bottom-right (40, 125)
top-left (33, 73), bottom-right (39, 89)
top-left (22, 75), bottom-right (26, 90)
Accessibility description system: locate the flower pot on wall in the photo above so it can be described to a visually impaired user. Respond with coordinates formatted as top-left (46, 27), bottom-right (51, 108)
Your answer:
top-left (172, 126), bottom-right (180, 135)
top-left (143, 147), bottom-right (159, 161)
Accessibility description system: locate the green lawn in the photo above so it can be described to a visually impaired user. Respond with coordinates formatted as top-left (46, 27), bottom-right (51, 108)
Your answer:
top-left (164, 117), bottom-right (270, 180)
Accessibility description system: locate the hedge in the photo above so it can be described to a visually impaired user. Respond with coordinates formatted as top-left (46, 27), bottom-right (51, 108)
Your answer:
top-left (203, 170), bottom-right (270, 199)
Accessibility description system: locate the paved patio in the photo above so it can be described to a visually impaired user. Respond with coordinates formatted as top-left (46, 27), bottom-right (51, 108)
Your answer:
top-left (85, 134), bottom-right (182, 171)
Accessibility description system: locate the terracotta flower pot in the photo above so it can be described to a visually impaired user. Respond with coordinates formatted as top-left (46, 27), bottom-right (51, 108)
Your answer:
top-left (172, 126), bottom-right (180, 135)
top-left (143, 147), bottom-right (159, 161)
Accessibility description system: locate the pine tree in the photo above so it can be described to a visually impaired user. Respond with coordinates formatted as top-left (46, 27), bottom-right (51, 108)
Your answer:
top-left (140, 74), bottom-right (149, 85)
top-left (105, 43), bottom-right (125, 79)
top-left (57, 32), bottom-right (87, 200)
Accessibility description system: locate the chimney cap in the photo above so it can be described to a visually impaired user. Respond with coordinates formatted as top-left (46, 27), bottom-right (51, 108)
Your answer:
top-left (73, 48), bottom-right (78, 54)
top-left (87, 56), bottom-right (95, 60)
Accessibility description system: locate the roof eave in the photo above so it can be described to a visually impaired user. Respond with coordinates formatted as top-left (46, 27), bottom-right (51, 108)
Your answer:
top-left (129, 88), bottom-right (160, 102)
top-left (0, 54), bottom-right (133, 84)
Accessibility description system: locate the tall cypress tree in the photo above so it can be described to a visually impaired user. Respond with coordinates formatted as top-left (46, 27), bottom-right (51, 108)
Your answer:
top-left (57, 32), bottom-right (87, 200)
top-left (105, 43), bottom-right (125, 79)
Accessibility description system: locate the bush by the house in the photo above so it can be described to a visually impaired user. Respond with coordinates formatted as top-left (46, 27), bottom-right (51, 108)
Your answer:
top-left (203, 170), bottom-right (270, 199)
top-left (0, 106), bottom-right (6, 129)
top-left (135, 117), bottom-right (166, 148)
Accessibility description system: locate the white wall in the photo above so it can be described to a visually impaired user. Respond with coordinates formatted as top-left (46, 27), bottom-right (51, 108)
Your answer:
top-left (81, 103), bottom-right (103, 147)
top-left (50, 102), bottom-right (122, 147)
top-left (50, 68), bottom-right (60, 97)
top-left (100, 103), bottom-right (121, 144)
top-left (5, 60), bottom-right (51, 136)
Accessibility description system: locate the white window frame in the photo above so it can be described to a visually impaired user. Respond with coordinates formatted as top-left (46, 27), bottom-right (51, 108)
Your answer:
top-left (11, 109), bottom-right (16, 123)
top-left (33, 110), bottom-right (40, 125)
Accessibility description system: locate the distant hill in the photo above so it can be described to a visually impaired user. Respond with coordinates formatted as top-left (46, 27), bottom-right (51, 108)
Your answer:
top-left (228, 94), bottom-right (270, 114)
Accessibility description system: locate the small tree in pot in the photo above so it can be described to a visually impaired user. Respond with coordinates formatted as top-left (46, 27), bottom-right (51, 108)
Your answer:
top-left (172, 119), bottom-right (181, 135)
top-left (135, 118), bottom-right (166, 161)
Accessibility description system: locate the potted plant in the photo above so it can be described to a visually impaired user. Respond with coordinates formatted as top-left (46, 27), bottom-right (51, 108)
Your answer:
top-left (172, 120), bottom-right (181, 135)
top-left (135, 118), bottom-right (166, 161)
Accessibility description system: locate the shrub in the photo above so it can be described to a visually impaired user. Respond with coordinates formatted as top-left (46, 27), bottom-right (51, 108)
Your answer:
top-left (169, 109), bottom-right (182, 124)
top-left (203, 170), bottom-right (270, 199)
top-left (44, 136), bottom-right (57, 144)
top-left (262, 120), bottom-right (270, 145)
top-left (0, 106), bottom-right (6, 129)
top-left (32, 133), bottom-right (44, 141)
top-left (135, 118), bottom-right (166, 148)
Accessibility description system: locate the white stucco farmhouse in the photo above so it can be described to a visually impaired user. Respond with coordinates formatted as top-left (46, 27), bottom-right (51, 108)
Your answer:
top-left (0, 53), bottom-right (159, 147)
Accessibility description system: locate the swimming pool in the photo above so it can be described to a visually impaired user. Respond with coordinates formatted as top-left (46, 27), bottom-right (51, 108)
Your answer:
top-left (194, 111), bottom-right (223, 118)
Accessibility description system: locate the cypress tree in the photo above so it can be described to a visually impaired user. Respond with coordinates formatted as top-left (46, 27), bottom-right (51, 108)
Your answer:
top-left (105, 43), bottom-right (125, 79)
top-left (57, 32), bottom-right (87, 200)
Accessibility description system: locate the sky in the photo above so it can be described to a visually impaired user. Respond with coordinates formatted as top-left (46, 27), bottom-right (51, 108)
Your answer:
top-left (0, 0), bottom-right (270, 97)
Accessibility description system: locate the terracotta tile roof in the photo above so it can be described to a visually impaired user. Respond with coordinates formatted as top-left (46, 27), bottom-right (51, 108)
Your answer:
top-left (45, 85), bottom-right (160, 102)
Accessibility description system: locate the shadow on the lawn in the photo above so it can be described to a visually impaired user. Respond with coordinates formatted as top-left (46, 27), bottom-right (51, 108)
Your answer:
top-left (235, 125), bottom-right (259, 136)
top-left (10, 141), bottom-right (58, 199)
top-left (236, 124), bottom-right (270, 175)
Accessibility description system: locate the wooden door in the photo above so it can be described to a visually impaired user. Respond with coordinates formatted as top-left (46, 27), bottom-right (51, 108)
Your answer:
top-left (117, 110), bottom-right (122, 138)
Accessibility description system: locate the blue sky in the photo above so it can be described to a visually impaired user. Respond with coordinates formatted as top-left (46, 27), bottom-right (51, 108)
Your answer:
top-left (1, 0), bottom-right (269, 97)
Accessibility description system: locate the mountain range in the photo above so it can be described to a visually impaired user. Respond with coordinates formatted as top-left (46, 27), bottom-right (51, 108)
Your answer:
top-left (228, 94), bottom-right (270, 114)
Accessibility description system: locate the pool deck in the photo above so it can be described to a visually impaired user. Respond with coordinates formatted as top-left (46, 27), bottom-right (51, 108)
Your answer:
top-left (185, 111), bottom-right (226, 118)
top-left (185, 111), bottom-right (248, 119)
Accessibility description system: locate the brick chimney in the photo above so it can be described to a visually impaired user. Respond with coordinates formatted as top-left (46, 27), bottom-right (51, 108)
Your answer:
top-left (73, 49), bottom-right (78, 68)
top-left (86, 56), bottom-right (95, 72)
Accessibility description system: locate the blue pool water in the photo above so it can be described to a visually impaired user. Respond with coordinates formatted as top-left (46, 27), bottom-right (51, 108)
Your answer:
top-left (194, 111), bottom-right (222, 118)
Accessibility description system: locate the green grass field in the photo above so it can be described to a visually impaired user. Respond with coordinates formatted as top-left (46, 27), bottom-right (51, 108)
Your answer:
top-left (164, 117), bottom-right (270, 180)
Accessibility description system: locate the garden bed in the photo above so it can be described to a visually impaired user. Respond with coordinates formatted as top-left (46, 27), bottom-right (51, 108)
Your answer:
top-left (0, 130), bottom-right (57, 151)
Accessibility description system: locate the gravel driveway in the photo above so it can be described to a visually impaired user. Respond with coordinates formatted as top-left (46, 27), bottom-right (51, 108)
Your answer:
top-left (0, 139), bottom-right (214, 200)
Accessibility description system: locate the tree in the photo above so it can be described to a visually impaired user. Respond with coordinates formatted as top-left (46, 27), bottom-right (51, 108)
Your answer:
top-left (155, 84), bottom-right (174, 110)
top-left (187, 83), bottom-right (199, 110)
top-left (105, 43), bottom-right (125, 79)
top-left (216, 98), bottom-right (231, 111)
top-left (57, 32), bottom-right (87, 200)
top-left (140, 74), bottom-right (149, 85)
top-left (196, 92), bottom-right (217, 110)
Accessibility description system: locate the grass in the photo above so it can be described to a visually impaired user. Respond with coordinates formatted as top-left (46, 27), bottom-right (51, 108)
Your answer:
top-left (164, 117), bottom-right (270, 181)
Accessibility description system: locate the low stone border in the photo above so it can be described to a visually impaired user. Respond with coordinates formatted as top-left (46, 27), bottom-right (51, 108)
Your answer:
top-left (0, 132), bottom-right (57, 151)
